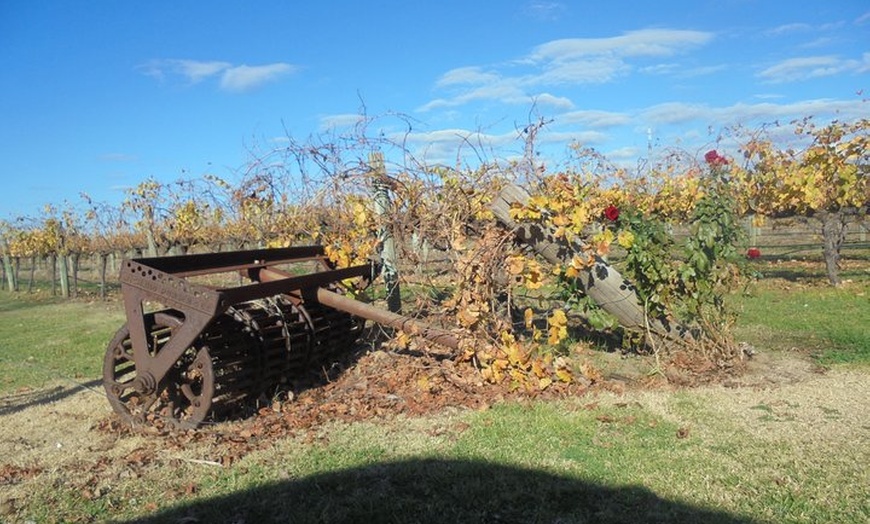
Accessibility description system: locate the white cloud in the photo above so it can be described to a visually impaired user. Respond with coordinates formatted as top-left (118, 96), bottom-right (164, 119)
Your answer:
top-left (528, 29), bottom-right (713, 62)
top-left (435, 67), bottom-right (500, 87)
top-left (641, 98), bottom-right (868, 126)
top-left (559, 109), bottom-right (632, 128)
top-left (421, 29), bottom-right (714, 111)
top-left (396, 128), bottom-right (518, 162)
top-left (220, 63), bottom-right (297, 92)
top-left (534, 56), bottom-right (630, 85)
top-left (138, 59), bottom-right (231, 84)
top-left (177, 60), bottom-right (232, 83)
top-left (539, 129), bottom-right (609, 145)
top-left (641, 102), bottom-right (710, 125)
top-left (418, 82), bottom-right (527, 111)
top-left (523, 1), bottom-right (567, 21)
top-left (530, 92), bottom-right (574, 109)
top-left (764, 23), bottom-right (812, 36)
top-left (140, 59), bottom-right (296, 92)
top-left (605, 146), bottom-right (643, 162)
top-left (318, 113), bottom-right (366, 131)
top-left (758, 55), bottom-right (870, 82)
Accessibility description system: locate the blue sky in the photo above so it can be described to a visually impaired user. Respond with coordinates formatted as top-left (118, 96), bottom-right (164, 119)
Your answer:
top-left (1, 1), bottom-right (867, 219)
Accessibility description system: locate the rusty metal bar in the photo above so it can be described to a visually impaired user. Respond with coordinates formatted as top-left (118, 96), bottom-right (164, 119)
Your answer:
top-left (220, 263), bottom-right (374, 306)
top-left (315, 288), bottom-right (460, 350)
top-left (253, 266), bottom-right (460, 349)
top-left (133, 245), bottom-right (329, 277)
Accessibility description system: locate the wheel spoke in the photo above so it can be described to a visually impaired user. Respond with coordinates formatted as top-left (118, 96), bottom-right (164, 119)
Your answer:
top-left (103, 312), bottom-right (214, 429)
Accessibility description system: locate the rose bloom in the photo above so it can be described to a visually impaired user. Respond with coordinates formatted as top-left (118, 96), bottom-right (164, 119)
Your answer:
top-left (604, 205), bottom-right (619, 221)
top-left (746, 247), bottom-right (761, 259)
top-left (704, 149), bottom-right (729, 166)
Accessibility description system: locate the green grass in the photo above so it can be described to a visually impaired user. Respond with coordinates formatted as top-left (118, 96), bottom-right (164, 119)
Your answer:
top-left (733, 277), bottom-right (870, 366)
top-left (0, 291), bottom-right (126, 394)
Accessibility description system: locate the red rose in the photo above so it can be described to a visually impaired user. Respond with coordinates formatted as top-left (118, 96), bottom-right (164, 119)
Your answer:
top-left (746, 247), bottom-right (761, 259)
top-left (704, 149), bottom-right (728, 166)
top-left (604, 205), bottom-right (619, 221)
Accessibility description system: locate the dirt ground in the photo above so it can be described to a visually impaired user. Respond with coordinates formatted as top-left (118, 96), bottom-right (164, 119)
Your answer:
top-left (0, 347), bottom-right (867, 520)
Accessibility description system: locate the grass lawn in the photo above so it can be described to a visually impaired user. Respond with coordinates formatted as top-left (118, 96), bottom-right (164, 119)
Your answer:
top-left (0, 292), bottom-right (126, 393)
top-left (733, 259), bottom-right (869, 367)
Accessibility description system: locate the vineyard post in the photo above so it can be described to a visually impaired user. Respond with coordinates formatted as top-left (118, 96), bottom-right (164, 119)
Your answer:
top-left (369, 152), bottom-right (401, 313)
top-left (1, 236), bottom-right (16, 292)
top-left (58, 252), bottom-right (70, 298)
top-left (746, 214), bottom-right (759, 249)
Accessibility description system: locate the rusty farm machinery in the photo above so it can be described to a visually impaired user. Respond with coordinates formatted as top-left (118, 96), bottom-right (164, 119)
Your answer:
top-left (102, 245), bottom-right (458, 429)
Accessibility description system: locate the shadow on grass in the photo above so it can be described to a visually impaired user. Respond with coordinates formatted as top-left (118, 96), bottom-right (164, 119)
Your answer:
top-left (118, 458), bottom-right (760, 524)
top-left (0, 379), bottom-right (103, 416)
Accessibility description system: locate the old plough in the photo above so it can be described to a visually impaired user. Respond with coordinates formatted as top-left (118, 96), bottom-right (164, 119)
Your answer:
top-left (103, 246), bottom-right (457, 429)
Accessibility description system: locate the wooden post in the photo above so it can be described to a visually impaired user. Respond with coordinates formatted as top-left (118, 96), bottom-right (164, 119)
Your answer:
top-left (1, 237), bottom-right (15, 292)
top-left (746, 215), bottom-right (759, 247)
top-left (491, 184), bottom-right (691, 340)
top-left (370, 152), bottom-right (401, 313)
top-left (59, 252), bottom-right (70, 298)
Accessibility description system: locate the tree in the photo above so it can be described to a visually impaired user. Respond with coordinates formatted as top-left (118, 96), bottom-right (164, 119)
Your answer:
top-left (735, 117), bottom-right (868, 285)
top-left (123, 178), bottom-right (167, 257)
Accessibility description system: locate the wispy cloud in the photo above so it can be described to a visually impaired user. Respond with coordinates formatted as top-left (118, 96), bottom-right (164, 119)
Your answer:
top-left (522, 1), bottom-right (567, 21)
top-left (139, 59), bottom-right (297, 92)
top-left (220, 63), bottom-right (297, 92)
top-left (398, 128), bottom-right (518, 162)
top-left (758, 54), bottom-right (870, 82)
top-left (559, 109), bottom-right (632, 128)
top-left (528, 29), bottom-right (712, 62)
top-left (764, 23), bottom-right (812, 36)
top-left (420, 29), bottom-right (714, 111)
top-left (640, 98), bottom-right (868, 126)
top-left (318, 113), bottom-right (367, 131)
top-left (435, 66), bottom-right (501, 88)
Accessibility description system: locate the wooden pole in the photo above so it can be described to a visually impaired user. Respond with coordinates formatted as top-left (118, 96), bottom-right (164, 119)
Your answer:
top-left (370, 152), bottom-right (402, 313)
top-left (1, 237), bottom-right (15, 292)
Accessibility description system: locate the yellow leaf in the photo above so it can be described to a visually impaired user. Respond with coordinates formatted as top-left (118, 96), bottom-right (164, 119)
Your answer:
top-left (505, 255), bottom-right (525, 276)
top-left (532, 359), bottom-right (547, 378)
top-left (552, 214), bottom-right (569, 227)
top-left (548, 309), bottom-right (567, 327)
top-left (523, 308), bottom-right (534, 329)
top-left (457, 307), bottom-right (481, 328)
top-left (548, 326), bottom-right (567, 346)
top-left (524, 264), bottom-right (544, 290)
top-left (394, 331), bottom-right (412, 349)
top-left (617, 229), bottom-right (635, 249)
top-left (538, 377), bottom-right (553, 390)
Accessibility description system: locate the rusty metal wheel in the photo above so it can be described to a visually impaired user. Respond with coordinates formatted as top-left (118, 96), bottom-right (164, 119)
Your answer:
top-left (103, 311), bottom-right (215, 430)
